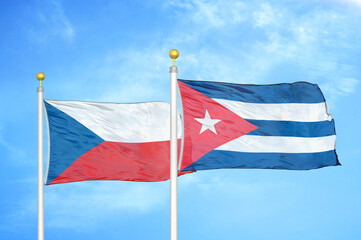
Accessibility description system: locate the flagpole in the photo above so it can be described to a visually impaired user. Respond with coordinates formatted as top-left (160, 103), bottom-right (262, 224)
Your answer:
top-left (169, 49), bottom-right (179, 240)
top-left (37, 72), bottom-right (45, 240)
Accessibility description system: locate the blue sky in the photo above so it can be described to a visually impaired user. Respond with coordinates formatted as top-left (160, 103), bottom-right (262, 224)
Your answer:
top-left (1, 0), bottom-right (361, 239)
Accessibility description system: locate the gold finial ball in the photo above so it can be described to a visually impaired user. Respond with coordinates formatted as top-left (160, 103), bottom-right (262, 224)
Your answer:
top-left (169, 49), bottom-right (179, 60)
top-left (36, 72), bottom-right (45, 81)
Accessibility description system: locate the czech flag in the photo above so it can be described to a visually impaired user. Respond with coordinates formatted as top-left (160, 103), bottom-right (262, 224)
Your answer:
top-left (44, 100), bottom-right (182, 185)
top-left (178, 79), bottom-right (339, 172)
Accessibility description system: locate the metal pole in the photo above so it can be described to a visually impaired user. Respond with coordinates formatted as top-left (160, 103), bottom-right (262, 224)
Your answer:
top-left (169, 49), bottom-right (179, 240)
top-left (37, 72), bottom-right (45, 240)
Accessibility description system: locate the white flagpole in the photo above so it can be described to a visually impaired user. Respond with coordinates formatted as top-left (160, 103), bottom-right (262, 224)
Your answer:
top-left (37, 72), bottom-right (45, 240)
top-left (169, 49), bottom-right (179, 240)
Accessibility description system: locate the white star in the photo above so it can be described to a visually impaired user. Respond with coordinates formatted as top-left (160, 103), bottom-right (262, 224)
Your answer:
top-left (195, 110), bottom-right (221, 134)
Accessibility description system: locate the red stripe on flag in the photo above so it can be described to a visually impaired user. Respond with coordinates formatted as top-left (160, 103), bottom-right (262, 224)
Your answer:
top-left (48, 140), bottom-right (190, 184)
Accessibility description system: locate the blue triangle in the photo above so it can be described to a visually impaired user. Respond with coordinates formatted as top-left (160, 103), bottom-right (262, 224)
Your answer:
top-left (44, 101), bottom-right (104, 184)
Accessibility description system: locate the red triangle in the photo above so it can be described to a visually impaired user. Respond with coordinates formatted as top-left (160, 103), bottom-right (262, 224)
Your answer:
top-left (178, 81), bottom-right (258, 171)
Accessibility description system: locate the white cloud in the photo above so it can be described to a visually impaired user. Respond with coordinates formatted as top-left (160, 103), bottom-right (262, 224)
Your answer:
top-left (3, 179), bottom-right (169, 231)
top-left (85, 1), bottom-right (360, 108)
top-left (83, 47), bottom-right (172, 103)
top-left (249, 3), bottom-right (360, 106)
top-left (339, 78), bottom-right (358, 93)
top-left (253, 2), bottom-right (284, 28)
top-left (49, 0), bottom-right (359, 108)
top-left (320, 77), bottom-right (359, 107)
top-left (44, 181), bottom-right (168, 229)
top-left (29, 0), bottom-right (75, 43)
top-left (165, 0), bottom-right (246, 28)
top-left (333, 0), bottom-right (361, 7)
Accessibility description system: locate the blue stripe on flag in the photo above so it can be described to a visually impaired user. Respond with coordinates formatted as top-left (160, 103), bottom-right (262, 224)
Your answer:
top-left (178, 79), bottom-right (325, 103)
top-left (44, 101), bottom-right (104, 184)
top-left (182, 150), bottom-right (340, 171)
top-left (247, 119), bottom-right (336, 137)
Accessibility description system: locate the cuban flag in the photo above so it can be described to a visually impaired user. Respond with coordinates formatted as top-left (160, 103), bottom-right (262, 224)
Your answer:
top-left (178, 79), bottom-right (339, 172)
top-left (44, 100), bottom-right (183, 185)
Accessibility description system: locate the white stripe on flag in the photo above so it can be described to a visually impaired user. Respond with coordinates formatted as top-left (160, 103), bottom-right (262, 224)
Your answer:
top-left (46, 100), bottom-right (182, 142)
top-left (214, 99), bottom-right (333, 122)
top-left (216, 135), bottom-right (336, 153)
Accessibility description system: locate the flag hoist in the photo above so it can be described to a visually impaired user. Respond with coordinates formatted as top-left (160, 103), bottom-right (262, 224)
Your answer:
top-left (169, 49), bottom-right (179, 240)
top-left (37, 72), bottom-right (45, 240)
